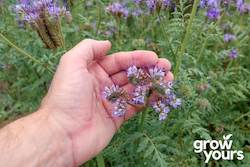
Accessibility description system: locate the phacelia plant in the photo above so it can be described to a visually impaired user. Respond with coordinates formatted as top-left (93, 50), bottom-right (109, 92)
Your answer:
top-left (13, 0), bottom-right (71, 49)
top-left (103, 66), bottom-right (181, 121)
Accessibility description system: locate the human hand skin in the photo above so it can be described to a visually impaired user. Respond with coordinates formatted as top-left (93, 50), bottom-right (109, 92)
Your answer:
top-left (0, 39), bottom-right (173, 167)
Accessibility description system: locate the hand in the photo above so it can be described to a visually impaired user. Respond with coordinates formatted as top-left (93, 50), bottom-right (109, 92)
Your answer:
top-left (0, 39), bottom-right (173, 167)
top-left (40, 39), bottom-right (173, 165)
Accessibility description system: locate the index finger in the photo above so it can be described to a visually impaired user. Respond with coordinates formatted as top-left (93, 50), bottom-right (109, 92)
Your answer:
top-left (98, 51), bottom-right (158, 75)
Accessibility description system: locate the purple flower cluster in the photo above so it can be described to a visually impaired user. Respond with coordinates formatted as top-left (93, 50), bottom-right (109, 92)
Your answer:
top-left (106, 2), bottom-right (129, 18)
top-left (13, 0), bottom-right (71, 49)
top-left (106, 0), bottom-right (173, 18)
top-left (145, 0), bottom-right (172, 12)
top-left (236, 0), bottom-right (250, 13)
top-left (132, 86), bottom-right (149, 105)
top-left (200, 0), bottom-right (221, 20)
top-left (134, 0), bottom-right (142, 4)
top-left (224, 33), bottom-right (236, 42)
top-left (103, 66), bottom-right (181, 121)
top-left (200, 0), bottom-right (250, 21)
top-left (206, 7), bottom-right (220, 20)
top-left (228, 48), bottom-right (238, 59)
top-left (14, 0), bottom-right (68, 23)
top-left (222, 31), bottom-right (238, 59)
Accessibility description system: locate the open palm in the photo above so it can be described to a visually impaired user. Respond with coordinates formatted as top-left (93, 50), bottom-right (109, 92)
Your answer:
top-left (41, 39), bottom-right (173, 166)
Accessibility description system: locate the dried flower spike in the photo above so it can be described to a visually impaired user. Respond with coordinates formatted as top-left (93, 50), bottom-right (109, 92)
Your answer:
top-left (13, 0), bottom-right (71, 49)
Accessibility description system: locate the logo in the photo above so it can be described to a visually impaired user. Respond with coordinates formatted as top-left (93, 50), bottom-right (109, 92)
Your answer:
top-left (193, 134), bottom-right (244, 163)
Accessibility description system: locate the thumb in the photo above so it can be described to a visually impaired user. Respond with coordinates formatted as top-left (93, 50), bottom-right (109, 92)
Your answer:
top-left (62, 39), bottom-right (112, 67)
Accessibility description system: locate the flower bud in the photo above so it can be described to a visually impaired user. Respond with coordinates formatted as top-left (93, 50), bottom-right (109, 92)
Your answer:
top-left (196, 98), bottom-right (211, 111)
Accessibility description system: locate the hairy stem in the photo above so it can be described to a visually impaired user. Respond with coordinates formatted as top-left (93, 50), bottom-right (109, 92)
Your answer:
top-left (0, 33), bottom-right (54, 73)
top-left (157, 13), bottom-right (176, 58)
top-left (95, 0), bottom-right (103, 36)
top-left (174, 0), bottom-right (199, 77)
top-left (139, 108), bottom-right (147, 131)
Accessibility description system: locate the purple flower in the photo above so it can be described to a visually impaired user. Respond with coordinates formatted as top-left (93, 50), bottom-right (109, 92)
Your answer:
top-left (149, 66), bottom-right (165, 81)
top-left (245, 4), bottom-right (250, 13)
top-left (152, 100), bottom-right (168, 112)
top-left (206, 7), bottom-right (220, 20)
top-left (207, 0), bottom-right (220, 8)
top-left (236, 0), bottom-right (245, 14)
top-left (132, 86), bottom-right (149, 105)
top-left (167, 81), bottom-right (174, 89)
top-left (152, 99), bottom-right (171, 121)
top-left (228, 49), bottom-right (238, 59)
top-left (103, 65), bottom-right (182, 121)
top-left (132, 9), bottom-right (143, 16)
top-left (146, 0), bottom-right (157, 12)
top-left (134, 0), bottom-right (142, 4)
top-left (127, 65), bottom-right (146, 85)
top-left (103, 85), bottom-right (124, 102)
top-left (113, 98), bottom-right (127, 117)
top-left (200, 0), bottom-right (207, 8)
top-left (159, 112), bottom-right (168, 121)
top-left (224, 34), bottom-right (236, 42)
top-left (106, 2), bottom-right (129, 18)
top-left (170, 98), bottom-right (182, 109)
top-left (152, 101), bottom-right (163, 113)
top-left (223, 0), bottom-right (231, 6)
top-left (163, 0), bottom-right (171, 7)
top-left (14, 0), bottom-right (68, 23)
top-left (47, 4), bottom-right (65, 17)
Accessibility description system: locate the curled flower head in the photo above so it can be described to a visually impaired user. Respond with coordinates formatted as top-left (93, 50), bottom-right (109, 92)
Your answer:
top-left (146, 0), bottom-right (170, 12)
top-left (106, 2), bottom-right (129, 18)
top-left (152, 99), bottom-right (171, 121)
top-left (170, 98), bottom-right (182, 109)
top-left (113, 98), bottom-right (127, 117)
top-left (132, 9), bottom-right (143, 16)
top-left (228, 48), bottom-right (238, 59)
top-left (149, 66), bottom-right (165, 81)
top-left (152, 81), bottom-right (168, 95)
top-left (13, 0), bottom-right (70, 49)
top-left (159, 112), bottom-right (168, 121)
top-left (163, 0), bottom-right (171, 7)
top-left (47, 4), bottom-right (66, 18)
top-left (134, 0), bottom-right (142, 4)
top-left (132, 86), bottom-right (149, 105)
top-left (224, 33), bottom-right (236, 43)
top-left (207, 0), bottom-right (220, 8)
top-left (245, 4), bottom-right (250, 13)
top-left (236, 0), bottom-right (245, 14)
top-left (152, 100), bottom-right (166, 113)
top-left (206, 7), bottom-right (220, 20)
top-left (103, 65), bottom-right (182, 121)
top-left (200, 0), bottom-right (207, 8)
top-left (146, 0), bottom-right (157, 12)
top-left (14, 0), bottom-right (68, 21)
top-left (103, 85), bottom-right (125, 102)
top-left (127, 65), bottom-right (148, 85)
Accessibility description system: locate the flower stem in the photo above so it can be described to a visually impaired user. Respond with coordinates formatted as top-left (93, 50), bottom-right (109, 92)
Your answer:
top-left (197, 37), bottom-right (208, 63)
top-left (174, 0), bottom-right (199, 77)
top-left (95, 1), bottom-right (103, 36)
top-left (96, 154), bottom-right (105, 167)
top-left (139, 108), bottom-right (147, 131)
top-left (157, 13), bottom-right (176, 58)
top-left (0, 33), bottom-right (54, 73)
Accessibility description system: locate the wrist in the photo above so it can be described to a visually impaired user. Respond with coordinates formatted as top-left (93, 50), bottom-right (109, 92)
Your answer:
top-left (0, 109), bottom-right (75, 167)
top-left (36, 109), bottom-right (76, 167)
